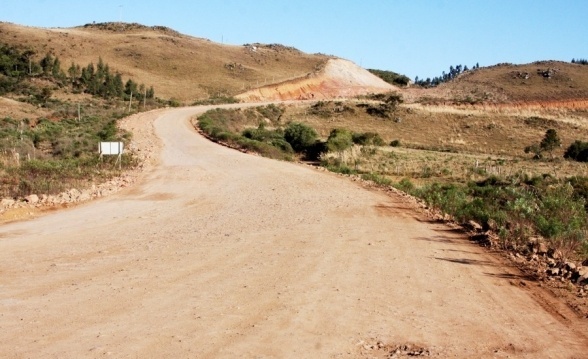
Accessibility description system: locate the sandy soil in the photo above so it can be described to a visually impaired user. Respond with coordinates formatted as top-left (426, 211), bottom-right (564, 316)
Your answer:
top-left (1, 105), bottom-right (587, 358)
top-left (236, 59), bottom-right (397, 102)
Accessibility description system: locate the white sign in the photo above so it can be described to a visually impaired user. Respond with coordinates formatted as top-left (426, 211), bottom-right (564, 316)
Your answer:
top-left (99, 142), bottom-right (124, 155)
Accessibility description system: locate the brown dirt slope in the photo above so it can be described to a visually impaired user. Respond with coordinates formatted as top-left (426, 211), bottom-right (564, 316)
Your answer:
top-left (0, 22), bottom-right (329, 102)
top-left (236, 58), bottom-right (398, 101)
top-left (0, 96), bottom-right (50, 120)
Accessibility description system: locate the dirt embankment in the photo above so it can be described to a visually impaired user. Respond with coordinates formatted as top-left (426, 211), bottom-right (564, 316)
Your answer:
top-left (236, 59), bottom-right (398, 102)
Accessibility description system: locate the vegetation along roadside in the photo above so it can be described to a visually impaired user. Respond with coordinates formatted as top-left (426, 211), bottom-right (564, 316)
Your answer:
top-left (194, 97), bottom-right (588, 268)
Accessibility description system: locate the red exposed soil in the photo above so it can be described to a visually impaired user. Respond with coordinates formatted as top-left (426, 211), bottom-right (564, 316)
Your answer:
top-left (236, 59), bottom-right (398, 102)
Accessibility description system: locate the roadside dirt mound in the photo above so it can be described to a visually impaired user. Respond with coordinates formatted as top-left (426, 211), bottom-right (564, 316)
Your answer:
top-left (236, 59), bottom-right (398, 102)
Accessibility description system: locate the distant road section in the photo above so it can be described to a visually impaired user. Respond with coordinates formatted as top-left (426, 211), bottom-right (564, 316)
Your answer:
top-left (0, 105), bottom-right (587, 358)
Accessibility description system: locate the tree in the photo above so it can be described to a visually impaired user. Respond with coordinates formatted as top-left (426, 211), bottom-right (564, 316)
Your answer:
top-left (51, 57), bottom-right (62, 78)
top-left (67, 62), bottom-right (80, 80)
top-left (284, 122), bottom-right (317, 153)
top-left (113, 73), bottom-right (124, 97)
top-left (540, 129), bottom-right (561, 159)
top-left (146, 85), bottom-right (155, 99)
top-left (40, 53), bottom-right (54, 75)
top-left (81, 63), bottom-right (94, 85)
top-left (124, 79), bottom-right (138, 97)
top-left (526, 129), bottom-right (561, 159)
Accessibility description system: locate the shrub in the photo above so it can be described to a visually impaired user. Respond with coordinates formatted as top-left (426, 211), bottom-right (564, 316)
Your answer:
top-left (564, 140), bottom-right (588, 162)
top-left (352, 132), bottom-right (384, 146)
top-left (321, 158), bottom-right (356, 174)
top-left (390, 139), bottom-right (401, 147)
top-left (256, 104), bottom-right (284, 122)
top-left (326, 128), bottom-right (353, 153)
top-left (534, 184), bottom-right (586, 253)
top-left (308, 101), bottom-right (333, 118)
top-left (284, 122), bottom-right (318, 153)
top-left (395, 178), bottom-right (415, 193)
top-left (361, 172), bottom-right (392, 186)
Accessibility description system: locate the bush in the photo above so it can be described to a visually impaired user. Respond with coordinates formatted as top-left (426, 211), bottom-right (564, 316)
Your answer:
top-left (564, 140), bottom-right (588, 162)
top-left (390, 139), bottom-right (401, 147)
top-left (256, 104), bottom-right (284, 122)
top-left (321, 158), bottom-right (356, 174)
top-left (534, 184), bottom-right (586, 247)
top-left (326, 128), bottom-right (353, 152)
top-left (352, 132), bottom-right (384, 146)
top-left (361, 172), bottom-right (392, 186)
top-left (284, 122), bottom-right (318, 153)
top-left (395, 178), bottom-right (415, 193)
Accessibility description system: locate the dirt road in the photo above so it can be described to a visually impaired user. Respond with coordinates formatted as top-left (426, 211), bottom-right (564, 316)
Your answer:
top-left (1, 105), bottom-right (587, 358)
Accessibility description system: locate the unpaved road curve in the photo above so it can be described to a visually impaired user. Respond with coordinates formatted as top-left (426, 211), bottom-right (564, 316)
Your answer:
top-left (1, 105), bottom-right (587, 358)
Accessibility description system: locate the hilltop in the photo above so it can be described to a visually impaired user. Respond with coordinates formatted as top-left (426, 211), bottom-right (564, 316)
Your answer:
top-left (406, 61), bottom-right (588, 108)
top-left (3, 22), bottom-right (588, 108)
top-left (0, 21), bottom-right (329, 101)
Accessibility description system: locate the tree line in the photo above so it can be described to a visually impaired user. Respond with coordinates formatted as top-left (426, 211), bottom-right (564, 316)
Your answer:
top-left (414, 63), bottom-right (480, 88)
top-left (571, 58), bottom-right (588, 65)
top-left (0, 44), bottom-right (154, 101)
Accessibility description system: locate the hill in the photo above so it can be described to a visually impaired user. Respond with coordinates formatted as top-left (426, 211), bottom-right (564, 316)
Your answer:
top-left (406, 61), bottom-right (588, 107)
top-left (0, 22), bottom-right (329, 102)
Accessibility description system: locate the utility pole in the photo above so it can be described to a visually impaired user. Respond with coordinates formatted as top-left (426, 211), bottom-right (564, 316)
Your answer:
top-left (128, 91), bottom-right (133, 112)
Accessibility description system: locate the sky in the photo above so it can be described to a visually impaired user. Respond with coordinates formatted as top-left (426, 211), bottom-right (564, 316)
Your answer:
top-left (2, 0), bottom-right (587, 80)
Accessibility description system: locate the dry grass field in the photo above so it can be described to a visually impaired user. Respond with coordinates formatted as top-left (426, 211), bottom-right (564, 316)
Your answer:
top-left (196, 99), bottom-right (588, 185)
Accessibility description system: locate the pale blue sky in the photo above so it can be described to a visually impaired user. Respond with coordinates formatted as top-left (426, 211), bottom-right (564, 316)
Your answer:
top-left (2, 1), bottom-right (586, 80)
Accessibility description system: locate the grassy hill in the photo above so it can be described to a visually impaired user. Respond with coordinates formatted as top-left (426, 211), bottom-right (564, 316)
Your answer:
top-left (0, 22), bottom-right (329, 102)
top-left (407, 61), bottom-right (588, 105)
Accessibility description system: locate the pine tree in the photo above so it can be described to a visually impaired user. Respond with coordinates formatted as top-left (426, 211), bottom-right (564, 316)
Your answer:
top-left (124, 79), bottom-right (138, 99)
top-left (113, 73), bottom-right (124, 98)
top-left (40, 53), bottom-right (54, 75)
top-left (51, 57), bottom-right (62, 78)
top-left (540, 129), bottom-right (561, 159)
top-left (146, 85), bottom-right (155, 99)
